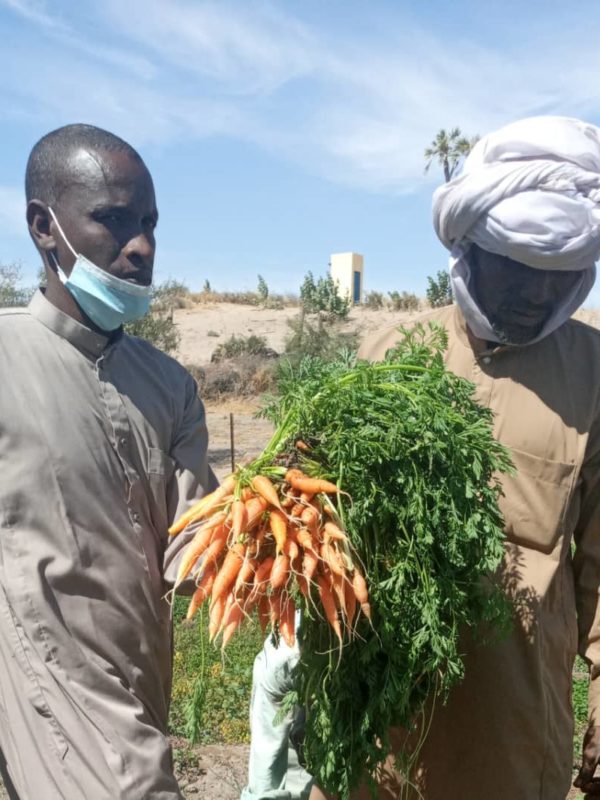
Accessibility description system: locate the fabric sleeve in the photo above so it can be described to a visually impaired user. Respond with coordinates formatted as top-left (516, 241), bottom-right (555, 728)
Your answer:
top-left (573, 416), bottom-right (600, 723)
top-left (162, 374), bottom-right (219, 589)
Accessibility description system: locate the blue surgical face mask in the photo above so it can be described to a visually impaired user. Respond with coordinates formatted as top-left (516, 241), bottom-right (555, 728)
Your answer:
top-left (48, 207), bottom-right (152, 332)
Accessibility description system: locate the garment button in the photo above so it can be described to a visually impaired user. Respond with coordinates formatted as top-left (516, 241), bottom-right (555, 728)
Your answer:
top-left (119, 437), bottom-right (127, 447)
top-left (132, 512), bottom-right (140, 523)
top-left (482, 356), bottom-right (491, 365)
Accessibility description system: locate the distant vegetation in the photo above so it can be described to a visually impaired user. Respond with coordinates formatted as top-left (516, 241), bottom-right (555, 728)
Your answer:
top-left (300, 270), bottom-right (350, 319)
top-left (0, 263), bottom-right (36, 307)
top-left (426, 270), bottom-right (453, 308)
top-left (0, 264), bottom-right (440, 377)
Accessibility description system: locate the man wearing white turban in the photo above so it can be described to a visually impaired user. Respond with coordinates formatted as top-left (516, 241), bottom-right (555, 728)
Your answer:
top-left (351, 116), bottom-right (600, 799)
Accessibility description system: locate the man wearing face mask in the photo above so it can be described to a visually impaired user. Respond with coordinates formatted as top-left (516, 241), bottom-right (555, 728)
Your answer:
top-left (0, 124), bottom-right (217, 799)
top-left (307, 116), bottom-right (600, 800)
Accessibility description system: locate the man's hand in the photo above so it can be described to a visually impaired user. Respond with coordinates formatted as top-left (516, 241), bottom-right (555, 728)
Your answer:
top-left (575, 725), bottom-right (600, 793)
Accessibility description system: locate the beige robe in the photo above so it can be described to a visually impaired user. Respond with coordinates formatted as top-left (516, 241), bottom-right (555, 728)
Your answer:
top-left (356, 304), bottom-right (600, 800)
top-left (0, 292), bottom-right (217, 799)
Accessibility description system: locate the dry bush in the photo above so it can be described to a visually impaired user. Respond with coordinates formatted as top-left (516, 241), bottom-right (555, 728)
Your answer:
top-left (190, 290), bottom-right (220, 304)
top-left (219, 291), bottom-right (260, 305)
top-left (388, 291), bottom-right (421, 312)
top-left (188, 288), bottom-right (299, 308)
top-left (211, 334), bottom-right (277, 363)
top-left (152, 280), bottom-right (194, 311)
top-left (186, 356), bottom-right (278, 401)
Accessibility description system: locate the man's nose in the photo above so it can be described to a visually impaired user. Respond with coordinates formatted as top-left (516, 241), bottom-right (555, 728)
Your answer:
top-left (123, 230), bottom-right (155, 264)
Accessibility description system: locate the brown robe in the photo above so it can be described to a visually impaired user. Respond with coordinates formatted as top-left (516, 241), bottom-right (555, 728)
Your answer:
top-left (354, 304), bottom-right (600, 800)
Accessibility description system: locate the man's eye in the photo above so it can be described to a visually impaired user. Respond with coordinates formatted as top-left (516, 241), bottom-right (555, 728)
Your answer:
top-left (96, 211), bottom-right (124, 225)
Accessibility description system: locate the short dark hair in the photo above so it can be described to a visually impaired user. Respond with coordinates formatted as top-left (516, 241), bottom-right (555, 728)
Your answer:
top-left (25, 123), bottom-right (143, 204)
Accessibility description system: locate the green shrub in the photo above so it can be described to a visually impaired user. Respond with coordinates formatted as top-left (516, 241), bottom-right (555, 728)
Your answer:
top-left (300, 271), bottom-right (350, 319)
top-left (284, 309), bottom-right (358, 364)
top-left (388, 290), bottom-right (421, 312)
top-left (426, 270), bottom-right (453, 308)
top-left (124, 280), bottom-right (183, 353)
top-left (0, 263), bottom-right (36, 308)
top-left (126, 311), bottom-right (180, 354)
top-left (257, 274), bottom-right (269, 303)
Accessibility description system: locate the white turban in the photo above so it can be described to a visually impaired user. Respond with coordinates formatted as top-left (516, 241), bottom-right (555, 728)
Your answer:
top-left (432, 116), bottom-right (599, 343)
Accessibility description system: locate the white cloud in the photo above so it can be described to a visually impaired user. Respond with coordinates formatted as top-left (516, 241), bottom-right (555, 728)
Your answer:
top-left (101, 0), bottom-right (317, 94)
top-left (4, 1), bottom-right (600, 193)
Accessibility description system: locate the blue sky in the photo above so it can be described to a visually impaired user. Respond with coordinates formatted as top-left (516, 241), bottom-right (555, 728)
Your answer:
top-left (3, 0), bottom-right (600, 303)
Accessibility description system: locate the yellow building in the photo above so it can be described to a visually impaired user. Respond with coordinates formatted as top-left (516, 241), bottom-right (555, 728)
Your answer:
top-left (330, 252), bottom-right (364, 305)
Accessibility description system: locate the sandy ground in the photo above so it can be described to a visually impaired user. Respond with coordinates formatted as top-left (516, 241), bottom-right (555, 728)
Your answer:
top-left (174, 300), bottom-right (600, 367)
top-left (173, 302), bottom-right (418, 366)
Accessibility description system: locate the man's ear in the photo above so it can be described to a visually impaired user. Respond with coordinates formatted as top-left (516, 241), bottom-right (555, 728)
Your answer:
top-left (27, 200), bottom-right (56, 255)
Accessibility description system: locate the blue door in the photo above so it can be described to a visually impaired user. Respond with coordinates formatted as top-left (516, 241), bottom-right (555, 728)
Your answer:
top-left (353, 270), bottom-right (361, 303)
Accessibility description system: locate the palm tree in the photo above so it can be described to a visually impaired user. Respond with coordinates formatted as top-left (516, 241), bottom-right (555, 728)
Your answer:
top-left (424, 128), bottom-right (478, 182)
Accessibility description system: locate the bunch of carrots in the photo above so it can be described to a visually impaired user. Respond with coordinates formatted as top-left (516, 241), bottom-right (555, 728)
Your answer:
top-left (168, 459), bottom-right (371, 649)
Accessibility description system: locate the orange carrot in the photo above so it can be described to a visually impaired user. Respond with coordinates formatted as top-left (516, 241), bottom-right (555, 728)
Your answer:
top-left (258, 595), bottom-right (270, 634)
top-left (251, 475), bottom-right (281, 509)
top-left (322, 541), bottom-right (345, 577)
top-left (323, 521), bottom-right (348, 542)
top-left (352, 571), bottom-right (371, 621)
top-left (169, 475), bottom-right (236, 536)
top-left (252, 556), bottom-right (275, 597)
top-left (331, 571), bottom-right (347, 617)
top-left (210, 543), bottom-right (245, 603)
top-left (288, 475), bottom-right (340, 495)
top-left (245, 495), bottom-right (268, 529)
top-left (229, 499), bottom-right (247, 538)
top-left (270, 553), bottom-right (290, 591)
top-left (200, 524), bottom-right (228, 569)
top-left (302, 548), bottom-right (319, 583)
top-left (222, 602), bottom-right (245, 647)
top-left (344, 577), bottom-right (357, 625)
top-left (208, 592), bottom-right (227, 641)
top-left (285, 468), bottom-right (306, 483)
top-left (283, 538), bottom-right (299, 563)
top-left (296, 573), bottom-right (310, 598)
top-left (296, 528), bottom-right (316, 552)
top-left (301, 506), bottom-right (320, 537)
top-left (317, 574), bottom-right (342, 645)
top-left (269, 509), bottom-right (288, 553)
top-left (234, 557), bottom-right (257, 595)
top-left (280, 595), bottom-right (296, 647)
top-left (173, 513), bottom-right (227, 587)
top-left (186, 563), bottom-right (216, 620)
top-left (269, 591), bottom-right (282, 627)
